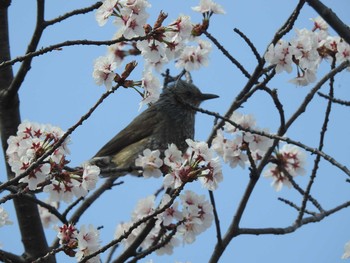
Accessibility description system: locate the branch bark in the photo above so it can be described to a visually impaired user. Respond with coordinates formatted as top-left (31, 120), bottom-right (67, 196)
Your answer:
top-left (0, 1), bottom-right (55, 262)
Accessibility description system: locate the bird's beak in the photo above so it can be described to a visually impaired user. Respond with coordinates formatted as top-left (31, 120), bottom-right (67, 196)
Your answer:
top-left (200, 93), bottom-right (219, 101)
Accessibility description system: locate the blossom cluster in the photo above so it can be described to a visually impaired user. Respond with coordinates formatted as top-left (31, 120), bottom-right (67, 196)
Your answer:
top-left (6, 121), bottom-right (100, 203)
top-left (57, 223), bottom-right (100, 262)
top-left (115, 190), bottom-right (213, 255)
top-left (211, 111), bottom-right (307, 191)
top-left (93, 0), bottom-right (224, 107)
top-left (212, 112), bottom-right (274, 169)
top-left (264, 16), bottom-right (350, 86)
top-left (135, 139), bottom-right (223, 191)
top-left (263, 144), bottom-right (307, 191)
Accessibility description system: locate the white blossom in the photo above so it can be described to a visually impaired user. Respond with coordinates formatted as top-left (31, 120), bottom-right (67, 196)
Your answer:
top-left (92, 55), bottom-right (117, 90)
top-left (135, 149), bottom-right (163, 178)
top-left (192, 0), bottom-right (225, 15)
top-left (0, 206), bottom-right (13, 227)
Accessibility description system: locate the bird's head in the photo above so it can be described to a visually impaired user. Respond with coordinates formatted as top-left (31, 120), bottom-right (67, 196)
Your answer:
top-left (162, 80), bottom-right (218, 108)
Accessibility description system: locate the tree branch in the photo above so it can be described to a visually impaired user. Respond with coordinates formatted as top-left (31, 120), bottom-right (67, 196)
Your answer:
top-left (45, 2), bottom-right (102, 27)
top-left (297, 59), bottom-right (336, 224)
top-left (239, 199), bottom-right (350, 235)
top-left (0, 1), bottom-right (55, 261)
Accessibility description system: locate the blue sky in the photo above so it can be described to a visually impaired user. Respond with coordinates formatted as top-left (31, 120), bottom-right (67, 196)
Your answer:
top-left (1, 0), bottom-right (350, 262)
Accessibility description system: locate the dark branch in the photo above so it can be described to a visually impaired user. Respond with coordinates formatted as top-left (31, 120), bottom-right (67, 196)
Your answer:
top-left (318, 91), bottom-right (350, 106)
top-left (233, 28), bottom-right (263, 64)
top-left (204, 30), bottom-right (251, 79)
top-left (45, 2), bottom-right (102, 26)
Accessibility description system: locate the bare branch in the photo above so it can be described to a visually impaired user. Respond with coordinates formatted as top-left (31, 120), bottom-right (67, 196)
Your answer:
top-left (0, 36), bottom-right (145, 69)
top-left (318, 91), bottom-right (350, 106)
top-left (208, 191), bottom-right (222, 246)
top-left (233, 28), bottom-right (263, 64)
top-left (45, 2), bottom-right (102, 27)
top-left (239, 199), bottom-right (350, 235)
top-left (204, 30), bottom-right (251, 79)
top-left (278, 197), bottom-right (317, 216)
top-left (297, 59), bottom-right (336, 224)
top-left (285, 60), bottom-right (349, 129)
top-left (271, 0), bottom-right (306, 45)
top-left (0, 249), bottom-right (26, 263)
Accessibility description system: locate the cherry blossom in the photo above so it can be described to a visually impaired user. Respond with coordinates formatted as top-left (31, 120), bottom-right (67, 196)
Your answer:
top-left (0, 206), bottom-right (13, 227)
top-left (212, 112), bottom-right (273, 169)
top-left (57, 223), bottom-right (78, 247)
top-left (132, 195), bottom-right (156, 220)
top-left (6, 121), bottom-right (71, 190)
top-left (158, 194), bottom-right (182, 226)
top-left (163, 160), bottom-right (192, 189)
top-left (164, 143), bottom-right (184, 168)
top-left (92, 55), bottom-right (117, 90)
top-left (175, 39), bottom-right (212, 71)
top-left (289, 68), bottom-right (317, 86)
top-left (263, 16), bottom-right (349, 86)
top-left (113, 0), bottom-right (150, 39)
top-left (167, 15), bottom-right (193, 42)
top-left (81, 164), bottom-right (100, 192)
top-left (291, 28), bottom-right (320, 71)
top-left (75, 225), bottom-right (101, 263)
top-left (263, 144), bottom-right (307, 191)
top-left (192, 0), bottom-right (225, 15)
top-left (178, 190), bottom-right (213, 244)
top-left (139, 70), bottom-right (162, 108)
top-left (336, 40), bottom-right (350, 64)
top-left (265, 39), bottom-right (294, 73)
top-left (224, 111), bottom-right (256, 134)
top-left (115, 190), bottom-right (213, 254)
top-left (199, 157), bottom-right (223, 191)
top-left (135, 149), bottom-right (163, 178)
top-left (342, 240), bottom-right (350, 259)
top-left (163, 140), bottom-right (223, 190)
top-left (95, 0), bottom-right (118, 26)
top-left (6, 121), bottom-right (99, 202)
top-left (311, 16), bottom-right (328, 31)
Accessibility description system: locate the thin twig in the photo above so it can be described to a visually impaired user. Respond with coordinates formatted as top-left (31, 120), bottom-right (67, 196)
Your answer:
top-left (239, 199), bottom-right (350, 235)
top-left (297, 59), bottom-right (336, 224)
top-left (280, 167), bottom-right (324, 213)
top-left (0, 36), bottom-right (147, 69)
top-left (278, 197), bottom-right (317, 216)
top-left (318, 92), bottom-right (350, 106)
top-left (233, 28), bottom-right (262, 64)
top-left (204, 30), bottom-right (251, 79)
top-left (209, 191), bottom-right (222, 246)
top-left (45, 2), bottom-right (102, 26)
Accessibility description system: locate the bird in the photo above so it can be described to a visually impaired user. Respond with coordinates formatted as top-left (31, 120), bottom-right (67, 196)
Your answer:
top-left (90, 79), bottom-right (218, 177)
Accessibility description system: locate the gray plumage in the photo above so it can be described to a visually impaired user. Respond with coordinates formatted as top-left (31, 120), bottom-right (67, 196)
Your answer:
top-left (91, 80), bottom-right (218, 176)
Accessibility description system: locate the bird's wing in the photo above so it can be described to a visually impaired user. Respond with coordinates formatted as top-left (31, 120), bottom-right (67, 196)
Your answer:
top-left (93, 107), bottom-right (160, 157)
